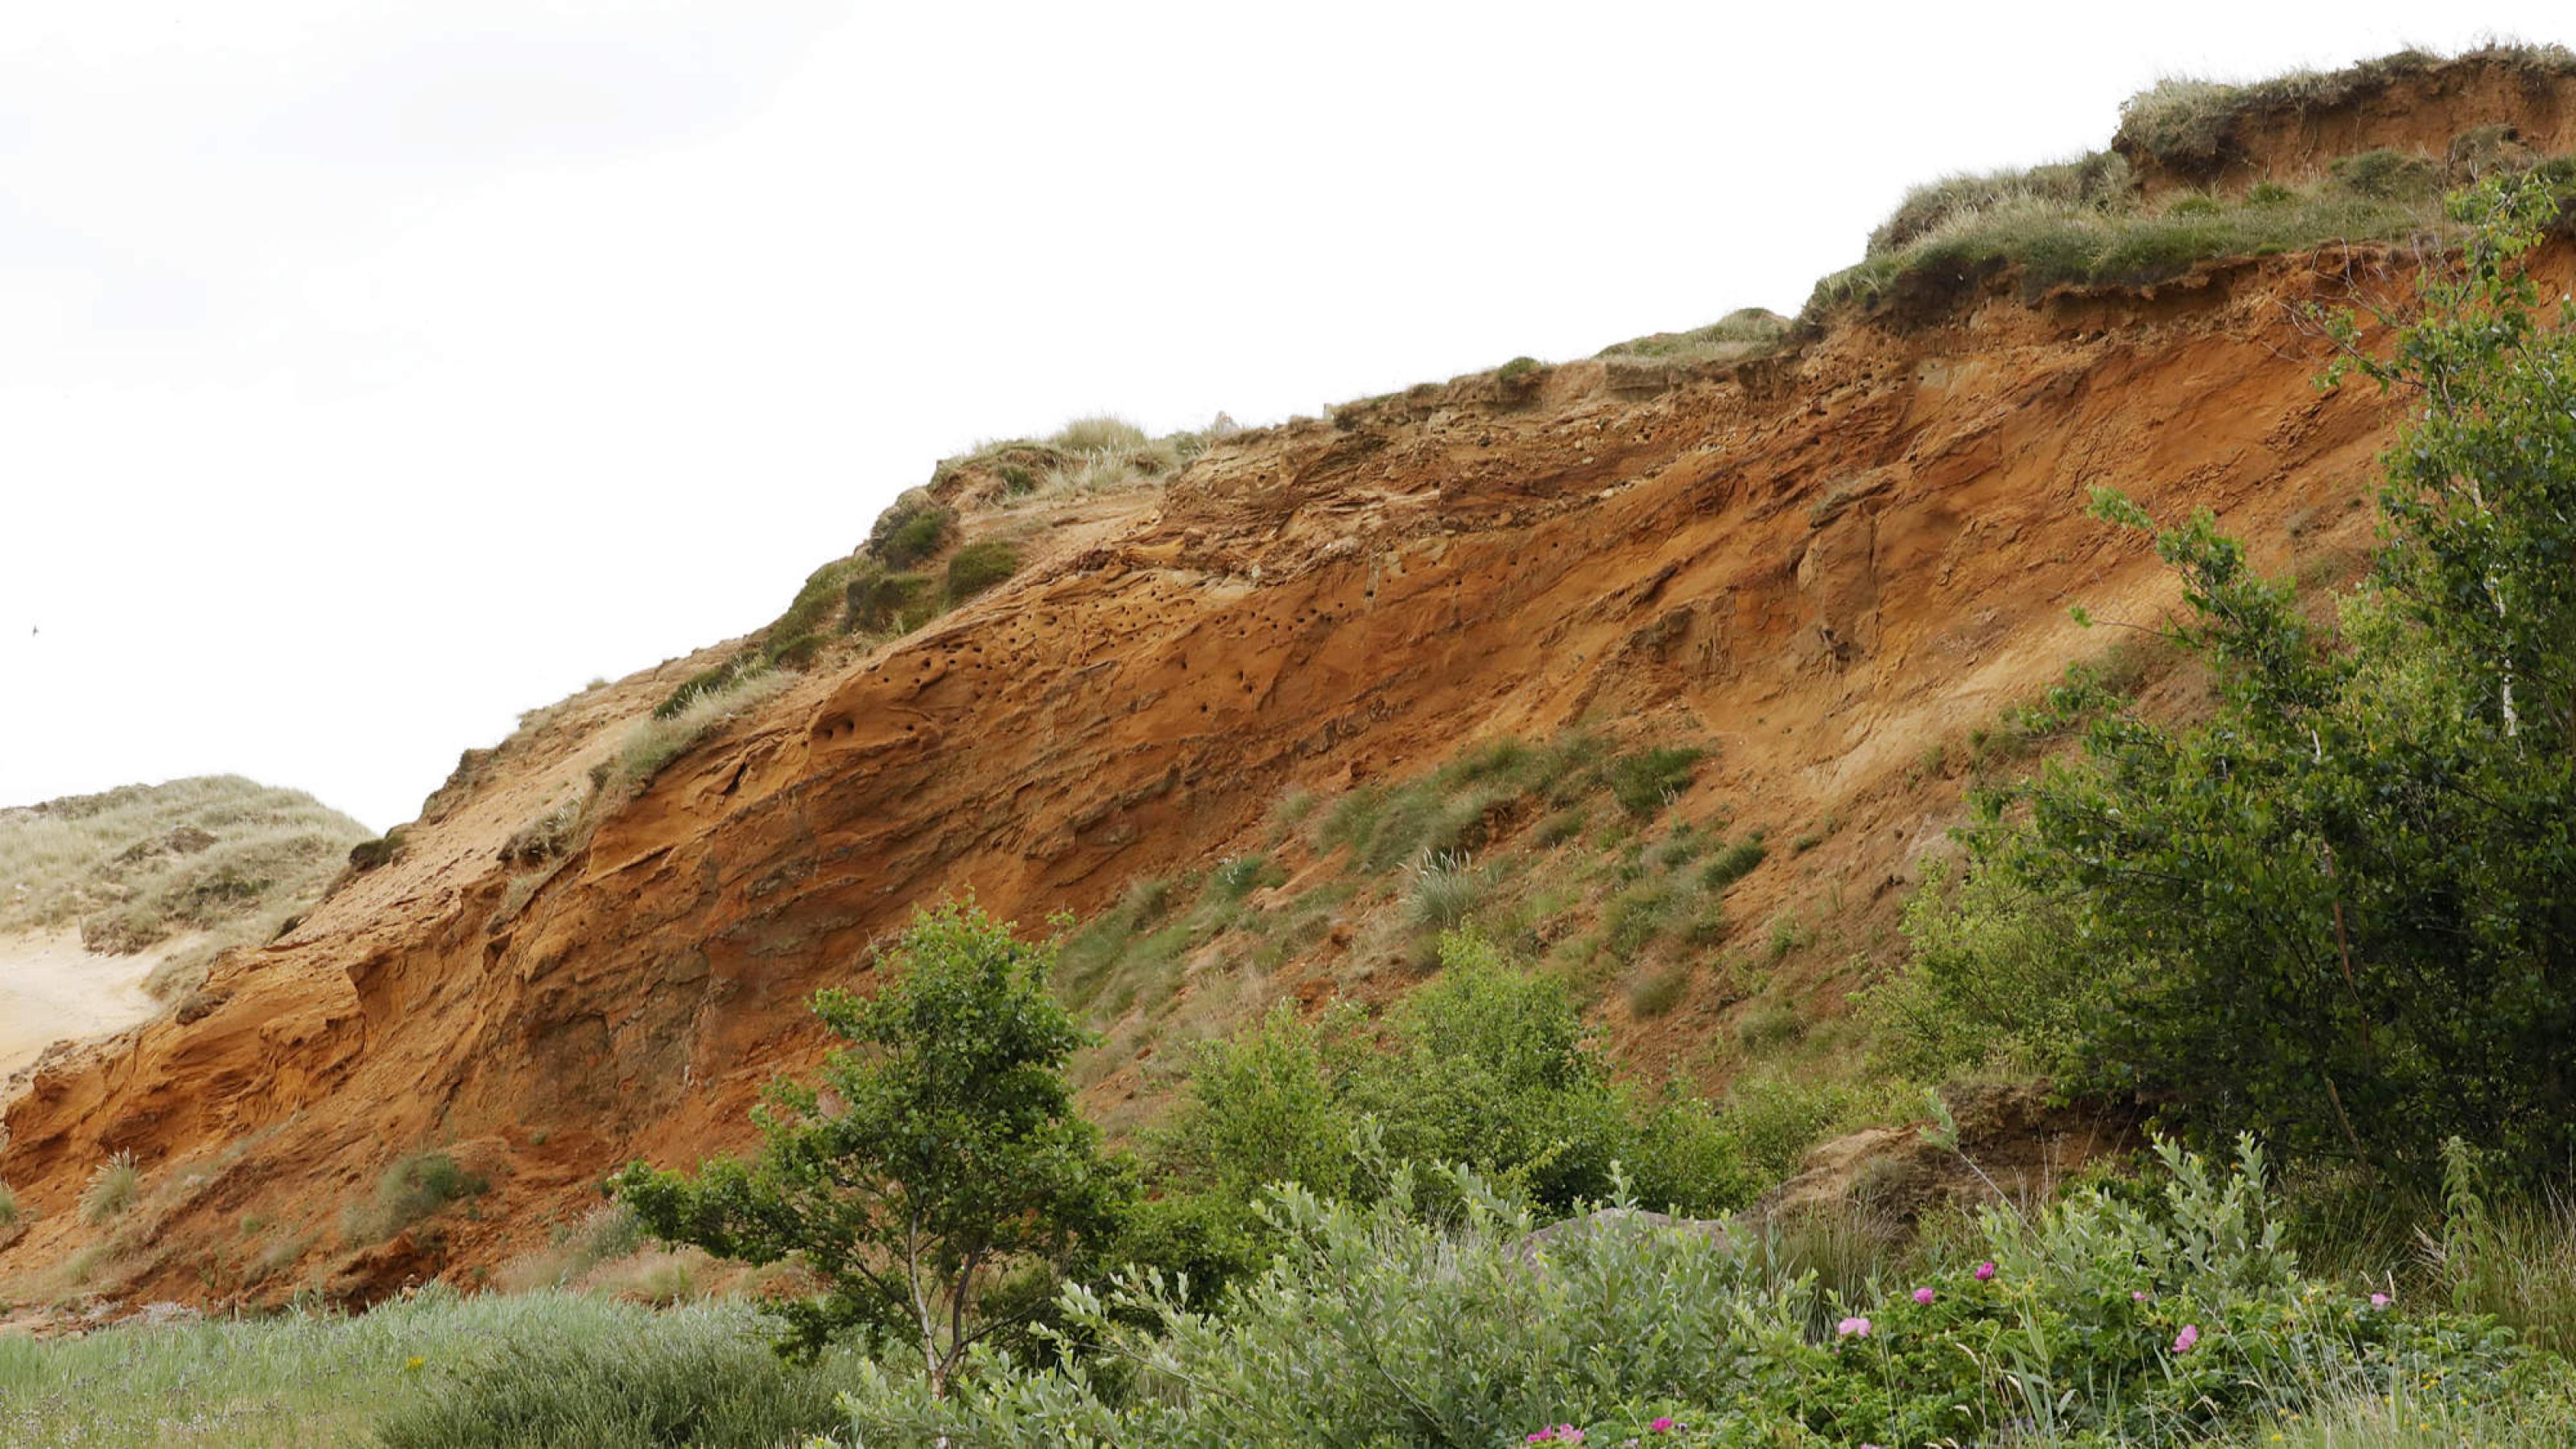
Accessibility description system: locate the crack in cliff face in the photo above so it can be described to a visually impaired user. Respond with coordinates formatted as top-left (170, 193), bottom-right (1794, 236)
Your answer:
top-left (13, 233), bottom-right (2549, 1308)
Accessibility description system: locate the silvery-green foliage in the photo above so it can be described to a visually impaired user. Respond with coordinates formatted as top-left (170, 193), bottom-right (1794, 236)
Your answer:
top-left (839, 1162), bottom-right (1811, 1447)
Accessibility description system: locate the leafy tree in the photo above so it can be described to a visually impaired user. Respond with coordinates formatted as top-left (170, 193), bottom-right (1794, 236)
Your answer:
top-left (613, 899), bottom-right (1133, 1395)
top-left (1966, 176), bottom-right (2576, 1183)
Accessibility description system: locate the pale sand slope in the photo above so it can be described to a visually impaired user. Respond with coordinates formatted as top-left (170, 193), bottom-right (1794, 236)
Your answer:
top-left (0, 931), bottom-right (167, 1080)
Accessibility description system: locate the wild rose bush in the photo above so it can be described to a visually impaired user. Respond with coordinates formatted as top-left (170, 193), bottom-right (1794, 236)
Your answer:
top-left (829, 1139), bottom-right (2560, 1447)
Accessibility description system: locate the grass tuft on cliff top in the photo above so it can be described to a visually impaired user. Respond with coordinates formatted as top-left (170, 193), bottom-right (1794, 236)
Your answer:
top-left (2116, 41), bottom-right (2576, 170)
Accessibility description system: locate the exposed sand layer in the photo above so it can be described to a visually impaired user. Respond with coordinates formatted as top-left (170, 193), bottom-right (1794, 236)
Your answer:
top-left (0, 931), bottom-right (166, 1081)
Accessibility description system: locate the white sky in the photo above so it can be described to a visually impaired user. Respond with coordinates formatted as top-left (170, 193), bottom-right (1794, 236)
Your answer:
top-left (0, 2), bottom-right (2566, 831)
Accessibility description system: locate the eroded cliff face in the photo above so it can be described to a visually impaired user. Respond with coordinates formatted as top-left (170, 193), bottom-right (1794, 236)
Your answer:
top-left (2119, 47), bottom-right (2576, 199)
top-left (2, 233), bottom-right (2462, 1307)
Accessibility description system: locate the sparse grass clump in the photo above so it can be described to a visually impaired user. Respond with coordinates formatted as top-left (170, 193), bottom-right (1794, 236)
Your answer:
top-left (499, 795), bottom-right (585, 865)
top-left (651, 657), bottom-right (757, 720)
top-left (345, 1150), bottom-right (489, 1245)
top-left (1404, 852), bottom-right (1485, 931)
top-left (1013, 415), bottom-right (1202, 500)
top-left (1603, 886), bottom-right (1674, 962)
top-left (1628, 962), bottom-right (1690, 1018)
top-left (611, 669), bottom-right (793, 791)
top-left (1048, 415), bottom-right (1150, 453)
top-left (1606, 745), bottom-right (1704, 817)
top-left (1698, 835), bottom-right (1766, 892)
top-left (1867, 151), bottom-right (2134, 256)
top-left (80, 1150), bottom-right (141, 1225)
top-left (1596, 308), bottom-right (1790, 365)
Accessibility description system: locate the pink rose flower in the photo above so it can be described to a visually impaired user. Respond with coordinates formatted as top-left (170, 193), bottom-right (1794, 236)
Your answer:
top-left (2371, 1292), bottom-right (2392, 1310)
top-left (1836, 1315), bottom-right (1872, 1338)
top-left (1649, 1418), bottom-right (1676, 1434)
top-left (1913, 1286), bottom-right (1936, 1306)
top-left (1974, 1261), bottom-right (1995, 1282)
top-left (2174, 1324), bottom-right (2201, 1354)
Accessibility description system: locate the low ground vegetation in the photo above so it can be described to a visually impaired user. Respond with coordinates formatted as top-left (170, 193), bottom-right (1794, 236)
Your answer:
top-left (0, 1288), bottom-right (870, 1448)
top-left (836, 1140), bottom-right (2574, 1447)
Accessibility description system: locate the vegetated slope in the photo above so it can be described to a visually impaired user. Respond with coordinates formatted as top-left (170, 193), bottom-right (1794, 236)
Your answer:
top-left (0, 778), bottom-right (369, 1080)
top-left (2, 47), bottom-right (2569, 1309)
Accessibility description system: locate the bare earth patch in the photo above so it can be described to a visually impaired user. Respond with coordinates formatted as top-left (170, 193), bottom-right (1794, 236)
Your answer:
top-left (0, 931), bottom-right (172, 1081)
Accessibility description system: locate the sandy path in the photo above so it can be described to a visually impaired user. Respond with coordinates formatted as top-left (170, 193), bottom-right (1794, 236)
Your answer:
top-left (0, 931), bottom-right (167, 1080)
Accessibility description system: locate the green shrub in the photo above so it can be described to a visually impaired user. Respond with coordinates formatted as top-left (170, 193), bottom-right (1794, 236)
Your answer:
top-left (80, 1151), bottom-right (142, 1225)
top-left (2332, 147), bottom-right (2442, 200)
top-left (1732, 998), bottom-right (1803, 1055)
top-left (836, 1140), bottom-right (2559, 1448)
top-left (1153, 932), bottom-right (1756, 1233)
top-left (764, 631), bottom-right (822, 670)
top-left (844, 567), bottom-right (931, 634)
top-left (1964, 181), bottom-right (2576, 1185)
top-left (1858, 857), bottom-right (2100, 1080)
top-left (766, 559), bottom-right (856, 645)
top-left (865, 491), bottom-right (955, 569)
top-left (1153, 1004), bottom-right (1361, 1208)
top-left (0, 1182), bottom-right (19, 1232)
top-left (1495, 356), bottom-right (1542, 385)
top-left (346, 829), bottom-right (407, 873)
top-left (1721, 1075), bottom-right (1879, 1180)
top-left (943, 539), bottom-right (1021, 604)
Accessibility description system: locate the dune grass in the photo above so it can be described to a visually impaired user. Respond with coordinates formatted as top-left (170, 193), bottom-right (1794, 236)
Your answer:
top-left (0, 776), bottom-right (369, 1001)
top-left (0, 1287), bottom-right (867, 1449)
